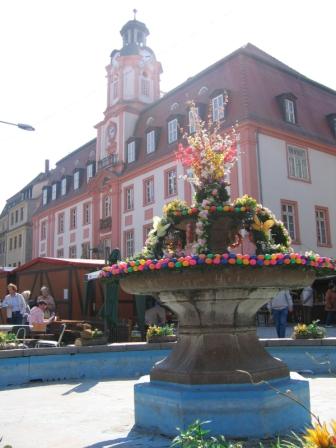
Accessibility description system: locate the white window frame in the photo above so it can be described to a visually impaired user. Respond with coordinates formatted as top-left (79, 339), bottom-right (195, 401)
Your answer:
top-left (287, 145), bottom-right (309, 181)
top-left (103, 196), bottom-right (111, 218)
top-left (125, 230), bottom-right (134, 258)
top-left (70, 208), bottom-right (77, 230)
top-left (42, 189), bottom-right (48, 206)
top-left (125, 187), bottom-right (134, 211)
top-left (83, 203), bottom-right (91, 225)
top-left (144, 178), bottom-right (154, 204)
top-left (189, 108), bottom-right (198, 134)
top-left (61, 178), bottom-right (67, 196)
top-left (315, 208), bottom-right (330, 246)
top-left (51, 184), bottom-right (57, 200)
top-left (58, 213), bottom-right (64, 234)
top-left (69, 245), bottom-right (77, 259)
top-left (127, 141), bottom-right (136, 163)
top-left (168, 119), bottom-right (178, 144)
top-left (74, 171), bottom-right (80, 190)
top-left (167, 169), bottom-right (177, 196)
top-left (146, 130), bottom-right (155, 154)
top-left (212, 94), bottom-right (224, 122)
top-left (284, 99), bottom-right (296, 123)
top-left (141, 77), bottom-right (150, 97)
top-left (281, 203), bottom-right (297, 242)
top-left (87, 163), bottom-right (94, 182)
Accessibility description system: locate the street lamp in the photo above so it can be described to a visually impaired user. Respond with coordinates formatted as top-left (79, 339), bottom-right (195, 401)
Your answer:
top-left (0, 120), bottom-right (35, 131)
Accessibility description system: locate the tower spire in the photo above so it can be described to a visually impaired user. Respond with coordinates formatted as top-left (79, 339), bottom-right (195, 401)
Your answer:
top-left (133, 8), bottom-right (137, 20)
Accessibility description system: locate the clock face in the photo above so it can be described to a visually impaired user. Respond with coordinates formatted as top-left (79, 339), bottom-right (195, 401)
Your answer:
top-left (140, 49), bottom-right (153, 63)
top-left (107, 123), bottom-right (117, 141)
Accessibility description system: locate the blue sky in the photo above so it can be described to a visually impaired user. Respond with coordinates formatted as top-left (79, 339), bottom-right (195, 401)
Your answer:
top-left (0, 0), bottom-right (334, 209)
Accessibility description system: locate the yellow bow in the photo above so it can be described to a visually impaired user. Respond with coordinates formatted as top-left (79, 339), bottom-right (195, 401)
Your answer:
top-left (252, 215), bottom-right (274, 234)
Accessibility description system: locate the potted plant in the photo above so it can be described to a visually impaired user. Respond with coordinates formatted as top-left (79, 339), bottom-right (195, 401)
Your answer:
top-left (75, 324), bottom-right (108, 346)
top-left (146, 324), bottom-right (176, 343)
top-left (292, 320), bottom-right (325, 339)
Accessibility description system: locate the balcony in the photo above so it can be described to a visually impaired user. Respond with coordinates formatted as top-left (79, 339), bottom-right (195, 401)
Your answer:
top-left (100, 216), bottom-right (112, 231)
top-left (98, 154), bottom-right (119, 170)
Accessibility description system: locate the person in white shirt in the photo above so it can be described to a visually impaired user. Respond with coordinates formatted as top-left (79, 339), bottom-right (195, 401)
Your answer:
top-left (145, 302), bottom-right (167, 326)
top-left (1, 283), bottom-right (26, 325)
top-left (268, 290), bottom-right (293, 338)
top-left (300, 285), bottom-right (314, 324)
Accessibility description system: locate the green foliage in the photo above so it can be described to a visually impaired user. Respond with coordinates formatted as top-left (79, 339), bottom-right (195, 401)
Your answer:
top-left (0, 332), bottom-right (16, 343)
top-left (146, 324), bottom-right (175, 339)
top-left (171, 420), bottom-right (242, 448)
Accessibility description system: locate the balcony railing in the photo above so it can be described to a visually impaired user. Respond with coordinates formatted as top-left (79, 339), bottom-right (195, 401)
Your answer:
top-left (99, 216), bottom-right (112, 231)
top-left (98, 154), bottom-right (119, 170)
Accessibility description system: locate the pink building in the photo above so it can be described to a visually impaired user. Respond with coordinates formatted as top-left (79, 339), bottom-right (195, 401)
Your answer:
top-left (32, 17), bottom-right (336, 260)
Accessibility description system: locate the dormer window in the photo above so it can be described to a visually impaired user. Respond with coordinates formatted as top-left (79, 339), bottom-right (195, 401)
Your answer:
top-left (61, 177), bottom-right (67, 196)
top-left (326, 114), bottom-right (336, 138)
top-left (51, 183), bottom-right (58, 201)
top-left (168, 119), bottom-right (178, 144)
top-left (127, 141), bottom-right (136, 163)
top-left (42, 189), bottom-right (48, 206)
top-left (211, 93), bottom-right (225, 122)
top-left (277, 93), bottom-right (297, 124)
top-left (74, 170), bottom-right (80, 190)
top-left (146, 130), bottom-right (155, 154)
top-left (87, 162), bottom-right (95, 182)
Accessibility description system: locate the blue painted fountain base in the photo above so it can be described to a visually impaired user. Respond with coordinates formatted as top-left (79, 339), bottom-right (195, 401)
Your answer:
top-left (134, 372), bottom-right (311, 439)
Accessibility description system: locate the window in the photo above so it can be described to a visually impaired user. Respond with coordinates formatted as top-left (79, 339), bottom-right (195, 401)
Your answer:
top-left (165, 168), bottom-right (177, 197)
top-left (168, 119), bottom-right (178, 144)
top-left (146, 130), bottom-right (155, 154)
top-left (212, 94), bottom-right (224, 122)
top-left (284, 99), bottom-right (296, 124)
top-left (57, 213), bottom-right (64, 234)
top-left (20, 207), bottom-right (24, 221)
top-left (287, 145), bottom-right (309, 181)
top-left (18, 234), bottom-right (22, 248)
top-left (42, 188), bottom-right (48, 206)
top-left (144, 177), bottom-right (154, 205)
top-left (70, 207), bottom-right (77, 230)
top-left (10, 213), bottom-right (14, 226)
top-left (141, 77), bottom-right (150, 97)
top-left (15, 210), bottom-right (18, 223)
top-left (14, 236), bottom-right (17, 249)
top-left (112, 75), bottom-right (119, 99)
top-left (51, 183), bottom-right (57, 200)
top-left (127, 141), bottom-right (136, 163)
top-left (189, 107), bottom-right (199, 134)
top-left (81, 242), bottom-right (90, 259)
top-left (57, 248), bottom-right (64, 258)
top-left (143, 224), bottom-right (152, 245)
top-left (103, 196), bottom-right (111, 219)
top-left (315, 207), bottom-right (331, 247)
top-left (83, 203), bottom-right (91, 225)
top-left (74, 171), bottom-right (80, 190)
top-left (125, 186), bottom-right (134, 211)
top-left (281, 200), bottom-right (300, 243)
top-left (61, 178), bottom-right (67, 196)
top-left (41, 221), bottom-right (47, 240)
top-left (9, 238), bottom-right (12, 250)
top-left (69, 245), bottom-right (77, 259)
top-left (125, 230), bottom-right (134, 258)
top-left (87, 163), bottom-right (95, 182)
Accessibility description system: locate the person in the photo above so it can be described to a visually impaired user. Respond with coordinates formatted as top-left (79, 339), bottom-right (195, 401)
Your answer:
top-left (324, 283), bottom-right (336, 327)
top-left (37, 286), bottom-right (56, 318)
top-left (21, 290), bottom-right (31, 325)
top-left (300, 285), bottom-right (314, 324)
top-left (145, 302), bottom-right (167, 326)
top-left (268, 289), bottom-right (293, 338)
top-left (28, 300), bottom-right (56, 326)
top-left (1, 283), bottom-right (26, 325)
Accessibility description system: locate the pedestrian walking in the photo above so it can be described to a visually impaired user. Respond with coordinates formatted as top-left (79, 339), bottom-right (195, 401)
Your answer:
top-left (300, 285), bottom-right (314, 324)
top-left (268, 289), bottom-right (293, 338)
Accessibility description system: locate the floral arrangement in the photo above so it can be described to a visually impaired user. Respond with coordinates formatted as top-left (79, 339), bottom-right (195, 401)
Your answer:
top-left (100, 102), bottom-right (335, 280)
top-left (146, 324), bottom-right (175, 339)
top-left (292, 320), bottom-right (326, 339)
top-left (304, 420), bottom-right (336, 448)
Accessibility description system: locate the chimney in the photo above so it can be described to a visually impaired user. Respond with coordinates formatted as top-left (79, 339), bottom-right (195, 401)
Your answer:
top-left (45, 159), bottom-right (50, 173)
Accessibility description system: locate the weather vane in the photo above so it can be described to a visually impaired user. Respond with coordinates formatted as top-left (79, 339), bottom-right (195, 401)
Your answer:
top-left (133, 9), bottom-right (137, 20)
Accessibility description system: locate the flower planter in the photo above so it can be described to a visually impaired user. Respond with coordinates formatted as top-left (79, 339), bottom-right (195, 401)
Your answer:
top-left (75, 336), bottom-right (108, 346)
top-left (147, 335), bottom-right (177, 343)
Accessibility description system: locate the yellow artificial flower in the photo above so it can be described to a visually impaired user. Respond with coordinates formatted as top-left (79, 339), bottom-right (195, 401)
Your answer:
top-left (252, 215), bottom-right (274, 234)
top-left (304, 423), bottom-right (332, 448)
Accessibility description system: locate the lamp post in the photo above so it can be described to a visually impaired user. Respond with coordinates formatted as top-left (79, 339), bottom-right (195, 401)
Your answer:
top-left (0, 120), bottom-right (35, 131)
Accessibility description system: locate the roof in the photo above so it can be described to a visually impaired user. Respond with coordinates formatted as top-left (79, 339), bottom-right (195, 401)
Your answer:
top-left (11, 257), bottom-right (106, 273)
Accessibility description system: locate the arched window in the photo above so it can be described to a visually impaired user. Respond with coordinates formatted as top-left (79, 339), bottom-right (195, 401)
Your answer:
top-left (103, 196), bottom-right (111, 218)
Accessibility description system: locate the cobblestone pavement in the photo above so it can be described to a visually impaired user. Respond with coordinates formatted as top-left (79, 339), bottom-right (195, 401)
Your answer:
top-left (1, 374), bottom-right (336, 448)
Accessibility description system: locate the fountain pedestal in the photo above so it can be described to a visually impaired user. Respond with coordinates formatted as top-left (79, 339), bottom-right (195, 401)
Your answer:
top-left (121, 267), bottom-right (314, 438)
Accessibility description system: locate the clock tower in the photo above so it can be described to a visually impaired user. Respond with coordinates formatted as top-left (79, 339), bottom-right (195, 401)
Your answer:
top-left (96, 12), bottom-right (162, 166)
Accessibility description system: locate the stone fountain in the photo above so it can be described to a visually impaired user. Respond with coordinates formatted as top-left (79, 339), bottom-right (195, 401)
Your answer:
top-left (102, 112), bottom-right (333, 438)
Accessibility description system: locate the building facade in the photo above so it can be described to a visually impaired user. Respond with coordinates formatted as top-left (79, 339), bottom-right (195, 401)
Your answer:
top-left (31, 17), bottom-right (336, 261)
